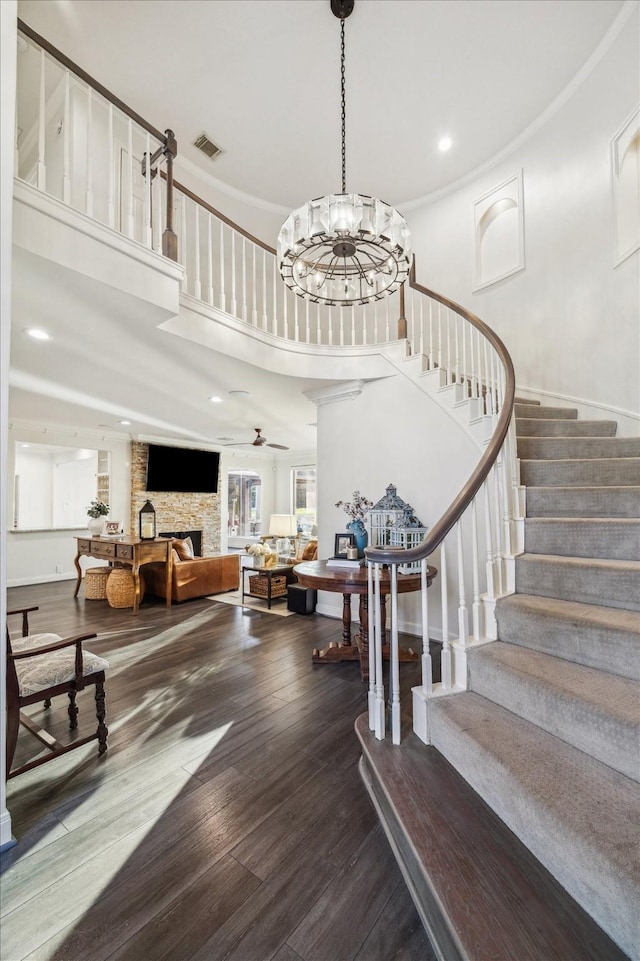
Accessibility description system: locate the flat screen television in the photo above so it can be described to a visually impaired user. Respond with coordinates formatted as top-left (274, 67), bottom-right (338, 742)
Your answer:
top-left (146, 444), bottom-right (220, 494)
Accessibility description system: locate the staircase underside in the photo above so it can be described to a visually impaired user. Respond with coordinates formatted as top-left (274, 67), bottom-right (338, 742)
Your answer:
top-left (356, 715), bottom-right (629, 961)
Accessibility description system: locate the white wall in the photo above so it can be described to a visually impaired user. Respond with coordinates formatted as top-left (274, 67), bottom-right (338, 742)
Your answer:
top-left (6, 425), bottom-right (131, 586)
top-left (315, 374), bottom-right (478, 632)
top-left (1, 0), bottom-right (17, 850)
top-left (406, 6), bottom-right (640, 429)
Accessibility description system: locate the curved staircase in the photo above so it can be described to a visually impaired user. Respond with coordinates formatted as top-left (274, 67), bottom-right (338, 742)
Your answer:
top-left (358, 399), bottom-right (640, 961)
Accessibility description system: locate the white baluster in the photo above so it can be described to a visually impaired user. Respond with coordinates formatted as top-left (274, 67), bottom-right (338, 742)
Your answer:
top-left (440, 539), bottom-right (451, 690)
top-left (272, 257), bottom-right (277, 335)
top-left (454, 312), bottom-right (460, 385)
top-left (207, 213), bottom-right (214, 305)
top-left (419, 294), bottom-right (424, 357)
top-left (456, 520), bottom-right (469, 644)
top-left (180, 195), bottom-right (188, 289)
top-left (85, 86), bottom-right (93, 217)
top-left (241, 237), bottom-right (247, 321)
top-left (471, 498), bottom-right (482, 640)
top-left (367, 563), bottom-right (376, 729)
top-left (462, 317), bottom-right (468, 395)
top-left (492, 465), bottom-right (504, 596)
top-left (483, 338), bottom-right (492, 414)
top-left (143, 132), bottom-right (151, 248)
top-left (305, 298), bottom-right (310, 343)
top-left (421, 557), bottom-right (432, 695)
top-left (294, 292), bottom-right (299, 341)
top-left (152, 147), bottom-right (161, 252)
top-left (483, 480), bottom-right (496, 600)
top-left (126, 118), bottom-right (134, 239)
top-left (427, 299), bottom-right (434, 369)
top-left (63, 71), bottom-right (70, 204)
top-left (262, 249), bottom-right (267, 329)
top-left (340, 311), bottom-right (345, 346)
top-left (390, 563), bottom-right (401, 744)
top-left (374, 563), bottom-right (385, 739)
top-left (283, 286), bottom-right (288, 339)
top-left (252, 243), bottom-right (257, 325)
top-left (437, 302), bottom-right (443, 372)
top-left (316, 302), bottom-right (321, 345)
top-left (107, 104), bottom-right (116, 230)
top-left (385, 296), bottom-right (390, 342)
top-left (193, 204), bottom-right (201, 300)
top-left (37, 49), bottom-right (46, 191)
top-left (446, 308), bottom-right (452, 384)
top-left (230, 230), bottom-right (237, 316)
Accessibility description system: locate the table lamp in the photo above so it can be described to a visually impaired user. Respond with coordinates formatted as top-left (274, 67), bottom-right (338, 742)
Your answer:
top-left (268, 514), bottom-right (298, 559)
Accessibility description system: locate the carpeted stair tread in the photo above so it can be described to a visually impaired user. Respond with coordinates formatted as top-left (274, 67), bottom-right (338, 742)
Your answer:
top-left (516, 418), bottom-right (617, 436)
top-left (520, 457), bottom-right (640, 487)
top-left (514, 403), bottom-right (576, 418)
top-left (495, 593), bottom-right (640, 680)
top-left (524, 517), bottom-right (640, 560)
top-left (515, 553), bottom-right (640, 611)
top-left (518, 436), bottom-right (640, 460)
top-left (468, 642), bottom-right (639, 781)
top-left (428, 693), bottom-right (640, 961)
top-left (514, 397), bottom-right (541, 405)
top-left (356, 715), bottom-right (628, 961)
top-left (525, 485), bottom-right (640, 517)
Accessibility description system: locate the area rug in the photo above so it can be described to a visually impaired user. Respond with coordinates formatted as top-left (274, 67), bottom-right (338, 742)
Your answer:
top-left (207, 590), bottom-right (294, 617)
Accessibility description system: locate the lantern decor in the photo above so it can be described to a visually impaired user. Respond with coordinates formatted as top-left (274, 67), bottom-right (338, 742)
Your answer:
top-left (368, 483), bottom-right (428, 573)
top-left (139, 500), bottom-right (156, 540)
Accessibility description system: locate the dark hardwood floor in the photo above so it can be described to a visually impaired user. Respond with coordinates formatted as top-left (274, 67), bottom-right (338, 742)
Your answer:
top-left (2, 582), bottom-right (436, 961)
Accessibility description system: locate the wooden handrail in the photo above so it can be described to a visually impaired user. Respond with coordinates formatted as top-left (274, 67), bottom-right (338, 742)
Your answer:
top-left (18, 19), bottom-right (167, 144)
top-left (365, 259), bottom-right (515, 565)
top-left (167, 174), bottom-right (277, 255)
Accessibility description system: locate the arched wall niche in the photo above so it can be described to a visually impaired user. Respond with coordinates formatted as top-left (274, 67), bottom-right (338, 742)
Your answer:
top-left (612, 107), bottom-right (640, 266)
top-left (473, 171), bottom-right (524, 291)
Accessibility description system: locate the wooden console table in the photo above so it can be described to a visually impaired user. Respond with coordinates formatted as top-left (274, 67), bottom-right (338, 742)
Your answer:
top-left (293, 559), bottom-right (437, 680)
top-left (74, 536), bottom-right (173, 615)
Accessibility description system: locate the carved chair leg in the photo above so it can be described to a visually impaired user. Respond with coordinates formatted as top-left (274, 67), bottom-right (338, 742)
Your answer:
top-left (68, 690), bottom-right (79, 729)
top-left (95, 681), bottom-right (108, 755)
top-left (44, 698), bottom-right (52, 709)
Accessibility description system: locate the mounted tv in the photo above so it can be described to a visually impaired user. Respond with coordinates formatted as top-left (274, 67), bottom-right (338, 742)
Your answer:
top-left (146, 444), bottom-right (220, 494)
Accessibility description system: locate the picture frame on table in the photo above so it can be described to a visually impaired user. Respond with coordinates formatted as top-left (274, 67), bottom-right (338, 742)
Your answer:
top-left (104, 520), bottom-right (122, 536)
top-left (334, 532), bottom-right (355, 558)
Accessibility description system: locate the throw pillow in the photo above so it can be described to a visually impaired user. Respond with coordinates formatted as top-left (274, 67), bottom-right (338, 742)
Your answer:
top-left (172, 537), bottom-right (194, 561)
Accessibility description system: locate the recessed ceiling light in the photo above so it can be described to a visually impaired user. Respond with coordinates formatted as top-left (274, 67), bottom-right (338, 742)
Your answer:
top-left (208, 396), bottom-right (223, 403)
top-left (228, 389), bottom-right (250, 397)
top-left (25, 327), bottom-right (51, 341)
top-left (119, 419), bottom-right (131, 425)
top-left (20, 443), bottom-right (30, 448)
top-left (438, 136), bottom-right (453, 152)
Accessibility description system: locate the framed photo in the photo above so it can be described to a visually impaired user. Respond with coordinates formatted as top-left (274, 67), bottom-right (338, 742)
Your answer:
top-left (334, 532), bottom-right (355, 558)
top-left (104, 520), bottom-right (121, 536)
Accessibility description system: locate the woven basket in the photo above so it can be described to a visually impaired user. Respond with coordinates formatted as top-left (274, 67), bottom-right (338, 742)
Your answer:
top-left (106, 568), bottom-right (144, 609)
top-left (85, 566), bottom-right (111, 600)
top-left (249, 574), bottom-right (287, 598)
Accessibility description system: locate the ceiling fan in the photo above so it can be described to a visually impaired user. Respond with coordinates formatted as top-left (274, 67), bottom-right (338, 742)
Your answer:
top-left (225, 428), bottom-right (289, 451)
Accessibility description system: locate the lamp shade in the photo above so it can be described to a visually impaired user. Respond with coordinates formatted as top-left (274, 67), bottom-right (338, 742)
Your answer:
top-left (268, 514), bottom-right (298, 537)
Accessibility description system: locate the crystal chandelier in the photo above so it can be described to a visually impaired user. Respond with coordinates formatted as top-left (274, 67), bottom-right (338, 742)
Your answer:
top-left (277, 0), bottom-right (412, 308)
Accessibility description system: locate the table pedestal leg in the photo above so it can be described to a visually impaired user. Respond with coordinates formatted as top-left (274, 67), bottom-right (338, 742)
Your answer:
top-left (311, 592), bottom-right (361, 667)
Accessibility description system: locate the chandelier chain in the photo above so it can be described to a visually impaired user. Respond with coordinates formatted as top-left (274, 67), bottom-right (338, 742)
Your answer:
top-left (340, 16), bottom-right (346, 194)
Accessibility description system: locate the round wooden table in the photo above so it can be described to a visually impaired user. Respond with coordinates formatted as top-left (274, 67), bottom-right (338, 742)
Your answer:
top-left (293, 559), bottom-right (437, 680)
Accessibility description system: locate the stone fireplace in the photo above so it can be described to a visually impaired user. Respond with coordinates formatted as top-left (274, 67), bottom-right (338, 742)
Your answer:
top-left (130, 442), bottom-right (221, 555)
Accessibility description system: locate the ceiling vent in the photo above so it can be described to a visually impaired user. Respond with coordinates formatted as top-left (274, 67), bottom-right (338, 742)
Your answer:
top-left (193, 133), bottom-right (222, 161)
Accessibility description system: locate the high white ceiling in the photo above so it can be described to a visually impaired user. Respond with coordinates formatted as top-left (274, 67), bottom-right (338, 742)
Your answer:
top-left (10, 0), bottom-right (628, 451)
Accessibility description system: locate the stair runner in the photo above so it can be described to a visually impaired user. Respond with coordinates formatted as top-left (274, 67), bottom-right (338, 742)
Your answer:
top-left (358, 399), bottom-right (640, 961)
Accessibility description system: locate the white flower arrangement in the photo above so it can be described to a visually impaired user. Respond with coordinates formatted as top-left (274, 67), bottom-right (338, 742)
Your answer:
top-left (245, 543), bottom-right (273, 557)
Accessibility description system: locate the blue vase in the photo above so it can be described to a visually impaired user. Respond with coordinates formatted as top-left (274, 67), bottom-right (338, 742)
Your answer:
top-left (347, 520), bottom-right (368, 558)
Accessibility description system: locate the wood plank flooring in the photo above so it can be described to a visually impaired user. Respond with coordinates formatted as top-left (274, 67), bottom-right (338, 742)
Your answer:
top-left (2, 582), bottom-right (436, 961)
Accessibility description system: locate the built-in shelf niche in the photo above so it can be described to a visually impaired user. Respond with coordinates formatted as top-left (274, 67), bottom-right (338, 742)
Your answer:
top-left (473, 171), bottom-right (525, 292)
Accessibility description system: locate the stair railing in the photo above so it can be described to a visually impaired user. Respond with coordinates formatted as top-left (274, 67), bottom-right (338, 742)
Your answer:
top-left (15, 21), bottom-right (177, 260)
top-left (366, 262), bottom-right (518, 745)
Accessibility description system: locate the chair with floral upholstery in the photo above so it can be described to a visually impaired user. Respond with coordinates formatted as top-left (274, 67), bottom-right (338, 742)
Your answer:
top-left (6, 606), bottom-right (109, 778)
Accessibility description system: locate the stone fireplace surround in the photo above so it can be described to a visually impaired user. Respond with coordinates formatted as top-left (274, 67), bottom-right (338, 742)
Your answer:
top-left (130, 442), bottom-right (221, 556)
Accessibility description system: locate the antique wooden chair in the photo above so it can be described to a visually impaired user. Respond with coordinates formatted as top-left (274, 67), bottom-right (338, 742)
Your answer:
top-left (6, 606), bottom-right (109, 778)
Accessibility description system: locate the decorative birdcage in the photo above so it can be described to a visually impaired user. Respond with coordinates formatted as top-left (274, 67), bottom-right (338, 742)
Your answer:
top-left (368, 484), bottom-right (411, 549)
top-left (389, 508), bottom-right (429, 573)
top-left (368, 484), bottom-right (428, 572)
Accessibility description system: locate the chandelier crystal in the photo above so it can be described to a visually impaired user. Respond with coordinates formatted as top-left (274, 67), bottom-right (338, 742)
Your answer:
top-left (277, 1), bottom-right (411, 308)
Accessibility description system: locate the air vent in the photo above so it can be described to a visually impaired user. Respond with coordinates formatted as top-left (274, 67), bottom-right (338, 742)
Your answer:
top-left (193, 133), bottom-right (222, 161)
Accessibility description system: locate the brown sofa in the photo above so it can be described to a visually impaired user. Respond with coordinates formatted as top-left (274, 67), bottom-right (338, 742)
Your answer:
top-left (145, 537), bottom-right (240, 603)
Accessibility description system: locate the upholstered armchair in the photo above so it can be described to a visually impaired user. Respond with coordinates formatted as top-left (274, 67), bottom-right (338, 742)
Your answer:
top-left (6, 606), bottom-right (109, 778)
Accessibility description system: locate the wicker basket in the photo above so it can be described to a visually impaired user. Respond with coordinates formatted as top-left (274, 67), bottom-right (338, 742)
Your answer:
top-left (249, 574), bottom-right (287, 598)
top-left (106, 568), bottom-right (144, 609)
top-left (84, 566), bottom-right (111, 600)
